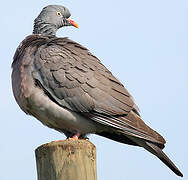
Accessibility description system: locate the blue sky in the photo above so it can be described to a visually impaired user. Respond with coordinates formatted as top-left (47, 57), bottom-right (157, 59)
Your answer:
top-left (1, 0), bottom-right (187, 179)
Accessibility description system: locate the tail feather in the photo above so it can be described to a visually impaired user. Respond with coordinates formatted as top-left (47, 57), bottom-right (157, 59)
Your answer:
top-left (97, 130), bottom-right (183, 177)
top-left (128, 135), bottom-right (183, 177)
top-left (145, 141), bottom-right (183, 177)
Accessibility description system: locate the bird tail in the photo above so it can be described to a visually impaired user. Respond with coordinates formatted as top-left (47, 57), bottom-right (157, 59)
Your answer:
top-left (142, 141), bottom-right (183, 177)
top-left (97, 130), bottom-right (183, 176)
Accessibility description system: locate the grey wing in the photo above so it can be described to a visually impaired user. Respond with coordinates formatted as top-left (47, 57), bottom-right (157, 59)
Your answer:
top-left (33, 37), bottom-right (165, 145)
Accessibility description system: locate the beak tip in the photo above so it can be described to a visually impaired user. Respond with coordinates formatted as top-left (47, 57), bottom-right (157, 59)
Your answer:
top-left (68, 19), bottom-right (79, 28)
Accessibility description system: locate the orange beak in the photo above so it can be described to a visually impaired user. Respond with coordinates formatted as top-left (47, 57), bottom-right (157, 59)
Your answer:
top-left (68, 19), bottom-right (79, 28)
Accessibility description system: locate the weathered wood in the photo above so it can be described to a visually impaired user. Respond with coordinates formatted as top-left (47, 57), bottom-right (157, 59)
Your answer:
top-left (35, 140), bottom-right (97, 180)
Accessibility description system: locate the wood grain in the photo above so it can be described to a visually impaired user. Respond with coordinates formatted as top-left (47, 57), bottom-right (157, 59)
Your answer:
top-left (35, 140), bottom-right (97, 180)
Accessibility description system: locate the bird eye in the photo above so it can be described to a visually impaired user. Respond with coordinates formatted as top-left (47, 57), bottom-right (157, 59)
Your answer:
top-left (56, 11), bottom-right (62, 16)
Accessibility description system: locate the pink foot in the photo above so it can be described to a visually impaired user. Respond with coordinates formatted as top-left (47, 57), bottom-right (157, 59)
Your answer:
top-left (53, 133), bottom-right (80, 142)
top-left (68, 133), bottom-right (80, 141)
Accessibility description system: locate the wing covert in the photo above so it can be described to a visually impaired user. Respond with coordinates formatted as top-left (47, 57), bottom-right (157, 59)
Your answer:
top-left (33, 37), bottom-right (134, 115)
top-left (32, 37), bottom-right (165, 145)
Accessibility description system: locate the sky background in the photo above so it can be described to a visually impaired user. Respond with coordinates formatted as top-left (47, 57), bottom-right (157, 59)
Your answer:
top-left (1, 0), bottom-right (187, 179)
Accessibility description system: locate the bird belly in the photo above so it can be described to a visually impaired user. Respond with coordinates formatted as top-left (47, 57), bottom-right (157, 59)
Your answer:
top-left (27, 87), bottom-right (97, 135)
top-left (11, 51), bottom-right (97, 136)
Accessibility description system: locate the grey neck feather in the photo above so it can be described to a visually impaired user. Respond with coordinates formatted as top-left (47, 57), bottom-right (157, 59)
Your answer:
top-left (33, 18), bottom-right (57, 36)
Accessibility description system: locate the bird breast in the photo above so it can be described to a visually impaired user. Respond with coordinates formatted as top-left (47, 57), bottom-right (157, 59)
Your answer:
top-left (11, 35), bottom-right (97, 135)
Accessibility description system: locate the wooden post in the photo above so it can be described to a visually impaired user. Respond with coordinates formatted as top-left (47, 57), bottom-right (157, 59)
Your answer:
top-left (35, 140), bottom-right (97, 180)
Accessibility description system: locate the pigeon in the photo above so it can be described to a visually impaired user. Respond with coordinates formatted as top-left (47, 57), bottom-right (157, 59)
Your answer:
top-left (11, 5), bottom-right (183, 177)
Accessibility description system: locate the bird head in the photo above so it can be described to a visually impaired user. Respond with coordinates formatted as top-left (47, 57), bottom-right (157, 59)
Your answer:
top-left (33, 5), bottom-right (79, 36)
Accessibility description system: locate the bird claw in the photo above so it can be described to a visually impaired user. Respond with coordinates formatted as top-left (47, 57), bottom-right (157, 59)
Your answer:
top-left (67, 135), bottom-right (79, 141)
top-left (67, 133), bottom-right (80, 141)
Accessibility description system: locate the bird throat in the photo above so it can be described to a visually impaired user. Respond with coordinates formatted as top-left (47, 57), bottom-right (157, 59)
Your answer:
top-left (33, 19), bottom-right (57, 36)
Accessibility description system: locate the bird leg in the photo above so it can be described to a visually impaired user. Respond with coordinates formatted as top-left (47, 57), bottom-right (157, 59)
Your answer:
top-left (52, 133), bottom-right (89, 142)
top-left (52, 134), bottom-right (79, 143)
top-left (67, 133), bottom-right (80, 140)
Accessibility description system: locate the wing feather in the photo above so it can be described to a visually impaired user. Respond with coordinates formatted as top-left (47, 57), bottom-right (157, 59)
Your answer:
top-left (32, 36), bottom-right (165, 145)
